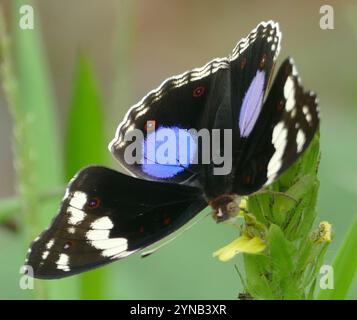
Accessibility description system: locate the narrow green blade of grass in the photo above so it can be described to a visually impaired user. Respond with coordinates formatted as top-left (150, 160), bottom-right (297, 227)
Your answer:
top-left (13, 0), bottom-right (62, 191)
top-left (11, 0), bottom-right (78, 299)
top-left (317, 215), bottom-right (357, 300)
top-left (65, 55), bottom-right (108, 299)
top-left (109, 0), bottom-right (135, 143)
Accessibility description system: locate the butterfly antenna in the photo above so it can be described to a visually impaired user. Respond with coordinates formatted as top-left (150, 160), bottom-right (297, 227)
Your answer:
top-left (141, 210), bottom-right (210, 258)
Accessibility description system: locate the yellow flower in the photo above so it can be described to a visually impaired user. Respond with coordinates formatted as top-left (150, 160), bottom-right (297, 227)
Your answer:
top-left (238, 197), bottom-right (248, 217)
top-left (213, 234), bottom-right (266, 262)
top-left (316, 221), bottom-right (332, 243)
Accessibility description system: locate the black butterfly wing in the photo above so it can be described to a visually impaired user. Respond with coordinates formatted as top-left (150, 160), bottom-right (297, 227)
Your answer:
top-left (233, 58), bottom-right (320, 195)
top-left (229, 20), bottom-right (281, 138)
top-left (109, 65), bottom-right (229, 185)
top-left (109, 21), bottom-right (281, 187)
top-left (199, 21), bottom-right (282, 198)
top-left (25, 166), bottom-right (207, 279)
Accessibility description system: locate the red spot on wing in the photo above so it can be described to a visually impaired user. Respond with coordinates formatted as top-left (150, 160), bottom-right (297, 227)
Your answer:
top-left (277, 99), bottom-right (285, 111)
top-left (260, 53), bottom-right (267, 69)
top-left (240, 56), bottom-right (247, 69)
top-left (244, 175), bottom-right (252, 185)
top-left (88, 197), bottom-right (101, 209)
top-left (163, 217), bottom-right (172, 225)
top-left (64, 241), bottom-right (74, 250)
top-left (192, 86), bottom-right (205, 98)
top-left (144, 120), bottom-right (156, 131)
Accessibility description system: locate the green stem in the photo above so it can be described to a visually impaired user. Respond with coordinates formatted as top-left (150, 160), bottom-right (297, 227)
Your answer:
top-left (0, 5), bottom-right (45, 298)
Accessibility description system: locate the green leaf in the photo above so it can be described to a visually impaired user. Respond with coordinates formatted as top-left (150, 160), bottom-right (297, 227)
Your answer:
top-left (317, 215), bottom-right (357, 300)
top-left (243, 254), bottom-right (275, 299)
top-left (65, 54), bottom-right (108, 299)
top-left (247, 194), bottom-right (270, 225)
top-left (268, 225), bottom-right (294, 275)
top-left (272, 175), bottom-right (315, 216)
top-left (295, 238), bottom-right (314, 276)
top-left (294, 183), bottom-right (319, 240)
top-left (65, 55), bottom-right (107, 174)
top-left (303, 241), bottom-right (330, 289)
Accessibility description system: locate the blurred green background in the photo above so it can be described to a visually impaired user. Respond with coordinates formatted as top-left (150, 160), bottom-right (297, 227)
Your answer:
top-left (0, 0), bottom-right (356, 299)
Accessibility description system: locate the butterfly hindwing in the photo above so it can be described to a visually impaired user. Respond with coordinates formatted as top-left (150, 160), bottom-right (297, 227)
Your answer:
top-left (233, 58), bottom-right (320, 195)
top-left (25, 166), bottom-right (206, 279)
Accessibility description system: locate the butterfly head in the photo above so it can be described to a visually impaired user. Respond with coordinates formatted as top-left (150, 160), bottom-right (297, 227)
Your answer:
top-left (209, 194), bottom-right (241, 223)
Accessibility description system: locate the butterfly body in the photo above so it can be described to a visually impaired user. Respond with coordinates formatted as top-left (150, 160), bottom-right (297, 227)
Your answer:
top-left (26, 21), bottom-right (320, 278)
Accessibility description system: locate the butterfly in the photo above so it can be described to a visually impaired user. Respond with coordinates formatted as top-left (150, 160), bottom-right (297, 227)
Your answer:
top-left (25, 21), bottom-right (319, 279)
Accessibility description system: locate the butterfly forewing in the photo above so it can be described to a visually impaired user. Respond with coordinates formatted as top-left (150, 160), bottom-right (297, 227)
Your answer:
top-left (109, 61), bottom-right (231, 185)
top-left (229, 21), bottom-right (281, 139)
top-left (110, 21), bottom-right (282, 188)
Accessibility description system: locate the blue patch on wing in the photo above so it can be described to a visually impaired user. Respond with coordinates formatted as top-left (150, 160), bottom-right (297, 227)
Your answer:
top-left (239, 70), bottom-right (265, 137)
top-left (141, 126), bottom-right (197, 178)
